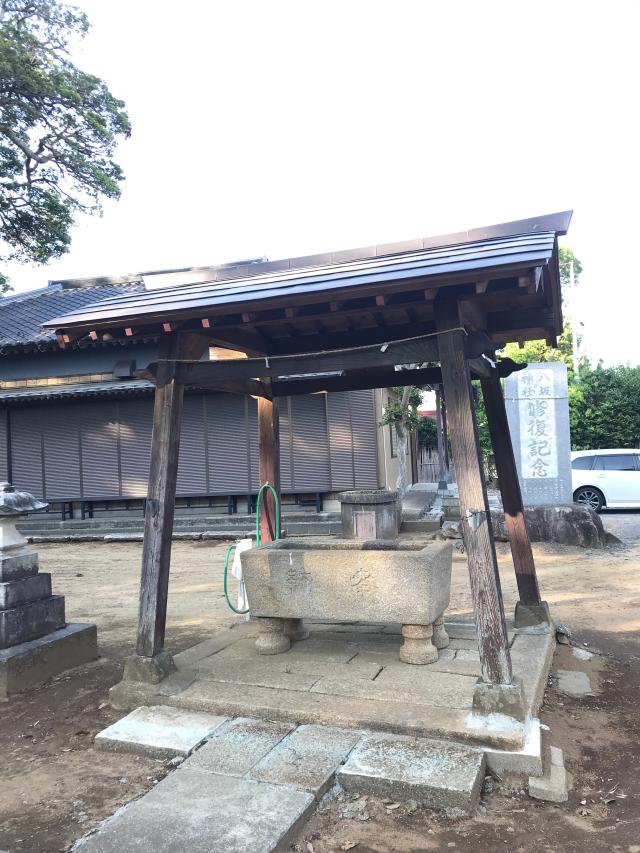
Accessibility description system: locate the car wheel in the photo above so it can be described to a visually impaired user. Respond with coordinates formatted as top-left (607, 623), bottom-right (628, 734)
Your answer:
top-left (574, 486), bottom-right (604, 512)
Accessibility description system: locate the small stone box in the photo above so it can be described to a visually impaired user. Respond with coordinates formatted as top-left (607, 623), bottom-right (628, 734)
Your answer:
top-left (339, 489), bottom-right (400, 540)
top-left (241, 539), bottom-right (452, 665)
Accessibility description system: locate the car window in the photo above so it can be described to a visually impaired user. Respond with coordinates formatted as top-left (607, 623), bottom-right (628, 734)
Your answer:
top-left (593, 455), bottom-right (637, 471)
top-left (572, 456), bottom-right (595, 470)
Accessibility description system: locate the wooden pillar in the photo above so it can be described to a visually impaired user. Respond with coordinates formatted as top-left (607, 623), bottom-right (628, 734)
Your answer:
top-left (136, 332), bottom-right (206, 661)
top-left (480, 373), bottom-right (542, 607)
top-left (258, 393), bottom-right (281, 544)
top-left (435, 300), bottom-right (513, 686)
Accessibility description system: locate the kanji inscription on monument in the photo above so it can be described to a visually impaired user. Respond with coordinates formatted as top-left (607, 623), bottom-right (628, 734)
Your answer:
top-left (505, 362), bottom-right (572, 504)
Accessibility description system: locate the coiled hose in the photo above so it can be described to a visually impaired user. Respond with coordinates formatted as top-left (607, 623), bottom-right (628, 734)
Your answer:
top-left (223, 482), bottom-right (280, 614)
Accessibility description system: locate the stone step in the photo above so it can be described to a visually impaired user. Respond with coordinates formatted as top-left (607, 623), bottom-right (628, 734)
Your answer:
top-left (0, 572), bottom-right (51, 609)
top-left (17, 512), bottom-right (340, 532)
top-left (26, 521), bottom-right (340, 544)
top-left (337, 732), bottom-right (486, 816)
top-left (0, 594), bottom-right (65, 649)
top-left (95, 705), bottom-right (229, 759)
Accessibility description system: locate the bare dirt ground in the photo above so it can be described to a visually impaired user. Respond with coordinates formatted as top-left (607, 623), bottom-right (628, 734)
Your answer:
top-left (1, 513), bottom-right (639, 852)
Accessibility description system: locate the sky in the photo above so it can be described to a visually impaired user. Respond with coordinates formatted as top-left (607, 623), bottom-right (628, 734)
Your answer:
top-left (4, 0), bottom-right (640, 366)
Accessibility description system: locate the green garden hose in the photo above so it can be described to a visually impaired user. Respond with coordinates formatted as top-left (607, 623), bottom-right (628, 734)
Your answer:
top-left (223, 482), bottom-right (281, 614)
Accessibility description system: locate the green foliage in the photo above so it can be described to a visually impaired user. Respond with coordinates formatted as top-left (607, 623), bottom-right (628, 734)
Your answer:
top-left (416, 414), bottom-right (437, 449)
top-left (500, 320), bottom-right (579, 377)
top-left (473, 386), bottom-right (492, 461)
top-left (558, 245), bottom-right (582, 287)
top-left (379, 386), bottom-right (423, 433)
top-left (569, 364), bottom-right (640, 450)
top-left (0, 0), bottom-right (131, 291)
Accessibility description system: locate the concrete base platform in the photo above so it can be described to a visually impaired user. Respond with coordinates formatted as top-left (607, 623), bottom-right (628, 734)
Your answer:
top-left (109, 619), bottom-right (555, 756)
top-left (0, 622), bottom-right (98, 699)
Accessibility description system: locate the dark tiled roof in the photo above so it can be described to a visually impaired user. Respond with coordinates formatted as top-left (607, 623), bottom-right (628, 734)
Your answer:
top-left (0, 379), bottom-right (153, 402)
top-left (0, 281), bottom-right (145, 351)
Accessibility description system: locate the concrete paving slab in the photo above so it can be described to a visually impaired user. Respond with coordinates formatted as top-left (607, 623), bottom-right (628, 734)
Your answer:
top-left (72, 769), bottom-right (314, 853)
top-left (455, 649), bottom-right (480, 661)
top-left (194, 650), bottom-right (383, 682)
top-left (94, 706), bottom-right (228, 759)
top-left (213, 635), bottom-right (358, 665)
top-left (338, 732), bottom-right (486, 815)
top-left (310, 670), bottom-right (476, 709)
top-left (179, 717), bottom-right (295, 777)
top-left (173, 624), bottom-right (257, 667)
top-left (379, 654), bottom-right (482, 678)
top-left (556, 669), bottom-right (594, 697)
top-left (193, 659), bottom-right (320, 691)
top-left (249, 724), bottom-right (361, 797)
top-left (448, 638), bottom-right (480, 651)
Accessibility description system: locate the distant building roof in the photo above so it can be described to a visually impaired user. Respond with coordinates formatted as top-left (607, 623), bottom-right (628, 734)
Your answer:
top-left (0, 280), bottom-right (145, 353)
top-left (0, 378), bottom-right (153, 403)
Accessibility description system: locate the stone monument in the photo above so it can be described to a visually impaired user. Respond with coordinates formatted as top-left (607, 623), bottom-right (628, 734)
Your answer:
top-left (504, 362), bottom-right (573, 505)
top-left (0, 483), bottom-right (98, 698)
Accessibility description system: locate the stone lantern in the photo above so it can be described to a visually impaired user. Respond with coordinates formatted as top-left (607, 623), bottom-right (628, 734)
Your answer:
top-left (0, 483), bottom-right (97, 698)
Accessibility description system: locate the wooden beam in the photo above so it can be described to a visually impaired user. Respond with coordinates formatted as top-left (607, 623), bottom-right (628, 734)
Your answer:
top-left (435, 299), bottom-right (513, 686)
top-left (258, 390), bottom-right (281, 543)
top-left (466, 356), bottom-right (492, 379)
top-left (265, 321), bottom-right (437, 357)
top-left (136, 332), bottom-right (208, 659)
top-left (146, 356), bottom-right (524, 398)
top-left (480, 372), bottom-right (541, 606)
top-left (163, 338), bottom-right (440, 386)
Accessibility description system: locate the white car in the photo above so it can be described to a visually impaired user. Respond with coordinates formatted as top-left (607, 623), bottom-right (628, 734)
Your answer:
top-left (571, 449), bottom-right (640, 511)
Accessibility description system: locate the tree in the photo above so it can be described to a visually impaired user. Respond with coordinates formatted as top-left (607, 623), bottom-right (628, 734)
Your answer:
top-left (569, 364), bottom-right (640, 450)
top-left (558, 246), bottom-right (582, 288)
top-left (416, 413), bottom-right (437, 449)
top-left (379, 385), bottom-right (423, 496)
top-left (0, 0), bottom-right (131, 291)
top-left (500, 320), bottom-right (583, 380)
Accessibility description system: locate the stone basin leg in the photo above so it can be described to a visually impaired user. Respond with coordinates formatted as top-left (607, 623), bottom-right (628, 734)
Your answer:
top-left (255, 617), bottom-right (291, 655)
top-left (432, 614), bottom-right (450, 649)
top-left (283, 618), bottom-right (309, 643)
top-left (399, 623), bottom-right (438, 665)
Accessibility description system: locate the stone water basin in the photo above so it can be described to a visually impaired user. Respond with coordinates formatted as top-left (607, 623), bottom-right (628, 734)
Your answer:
top-left (240, 538), bottom-right (453, 665)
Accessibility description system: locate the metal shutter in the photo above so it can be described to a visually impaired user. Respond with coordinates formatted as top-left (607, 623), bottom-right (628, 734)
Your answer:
top-left (80, 401), bottom-right (120, 498)
top-left (0, 409), bottom-right (8, 482)
top-left (177, 394), bottom-right (207, 496)
top-left (42, 403), bottom-right (82, 500)
top-left (10, 407), bottom-right (44, 497)
top-left (290, 394), bottom-right (330, 491)
top-left (350, 390), bottom-right (378, 488)
top-left (326, 392), bottom-right (355, 490)
top-left (119, 398), bottom-right (153, 498)
top-left (278, 398), bottom-right (293, 492)
top-left (206, 393), bottom-right (251, 494)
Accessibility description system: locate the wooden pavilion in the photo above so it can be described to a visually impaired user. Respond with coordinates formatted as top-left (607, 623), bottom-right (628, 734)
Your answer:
top-left (45, 210), bottom-right (572, 718)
